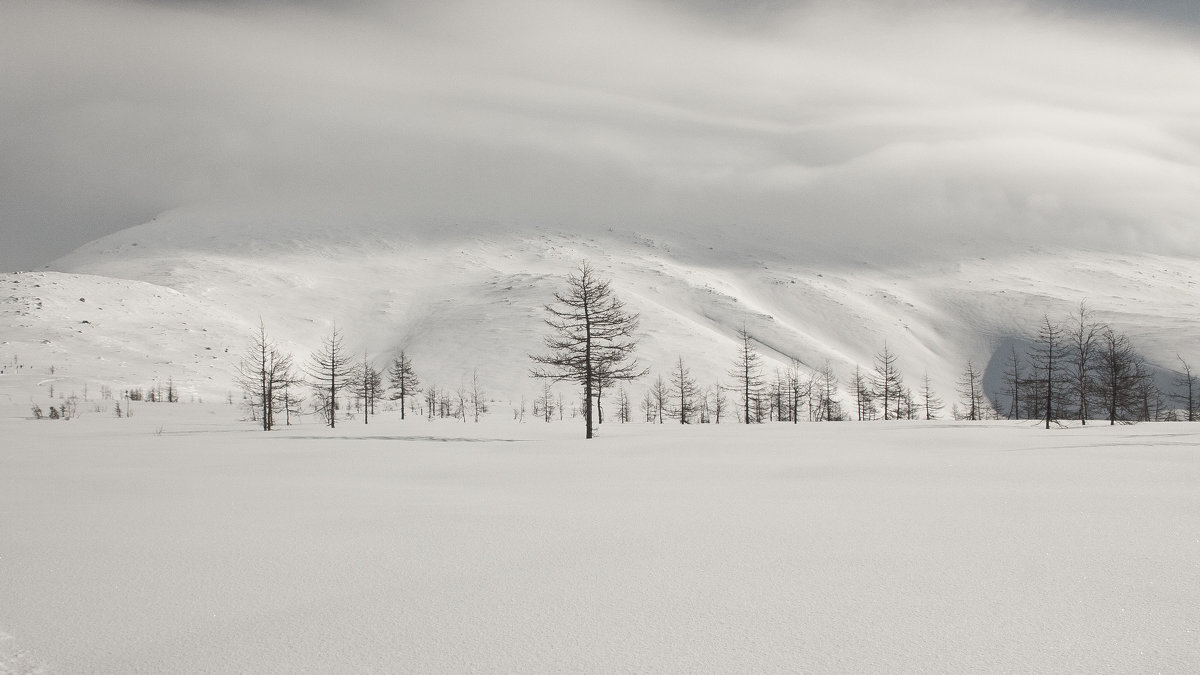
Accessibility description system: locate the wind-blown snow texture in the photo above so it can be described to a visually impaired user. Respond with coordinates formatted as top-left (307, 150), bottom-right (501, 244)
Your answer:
top-left (1, 407), bottom-right (1198, 672)
top-left (1, 207), bottom-right (1197, 408)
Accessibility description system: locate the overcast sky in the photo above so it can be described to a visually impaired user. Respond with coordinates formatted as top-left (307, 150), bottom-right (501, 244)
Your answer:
top-left (2, 0), bottom-right (1199, 270)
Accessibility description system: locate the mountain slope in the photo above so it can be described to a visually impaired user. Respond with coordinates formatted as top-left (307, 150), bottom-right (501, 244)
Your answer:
top-left (2, 208), bottom-right (1198, 415)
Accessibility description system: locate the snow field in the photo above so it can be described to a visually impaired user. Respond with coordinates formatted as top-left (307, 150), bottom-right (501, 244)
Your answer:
top-left (2, 406), bottom-right (1198, 672)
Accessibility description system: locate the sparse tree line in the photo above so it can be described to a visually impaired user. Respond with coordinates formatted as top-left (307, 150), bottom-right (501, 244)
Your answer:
top-left (525, 262), bottom-right (988, 436)
top-left (525, 265), bottom-right (1198, 437)
top-left (1003, 303), bottom-right (1193, 428)
top-left (22, 358), bottom-right (186, 420)
top-left (235, 321), bottom-right (488, 431)
top-left (620, 333), bottom-right (961, 427)
top-left (232, 265), bottom-right (1197, 437)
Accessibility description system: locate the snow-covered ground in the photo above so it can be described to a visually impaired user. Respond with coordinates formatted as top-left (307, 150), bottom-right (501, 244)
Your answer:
top-left (2, 403), bottom-right (1198, 672)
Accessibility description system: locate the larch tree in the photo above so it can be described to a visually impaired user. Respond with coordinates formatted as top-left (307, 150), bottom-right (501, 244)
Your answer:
top-left (649, 375), bottom-right (670, 424)
top-left (1095, 327), bottom-right (1138, 425)
top-left (535, 380), bottom-right (556, 422)
top-left (1174, 356), bottom-right (1196, 422)
top-left (1033, 315), bottom-right (1064, 429)
top-left (616, 386), bottom-right (632, 423)
top-left (1067, 302), bottom-right (1101, 424)
top-left (388, 350), bottom-right (420, 420)
top-left (668, 356), bottom-right (700, 424)
top-left (349, 351), bottom-right (384, 424)
top-left (306, 326), bottom-right (354, 428)
top-left (1134, 363), bottom-right (1161, 422)
top-left (852, 364), bottom-right (875, 421)
top-left (235, 320), bottom-right (298, 431)
top-left (729, 324), bottom-right (765, 424)
top-left (469, 368), bottom-right (487, 422)
top-left (640, 390), bottom-right (656, 422)
top-left (786, 359), bottom-right (808, 424)
top-left (530, 261), bottom-right (647, 439)
top-left (873, 343), bottom-right (904, 420)
top-left (812, 361), bottom-right (841, 421)
top-left (711, 383), bottom-right (728, 424)
top-left (920, 370), bottom-right (943, 420)
top-left (1002, 345), bottom-right (1023, 420)
top-left (956, 360), bottom-right (984, 421)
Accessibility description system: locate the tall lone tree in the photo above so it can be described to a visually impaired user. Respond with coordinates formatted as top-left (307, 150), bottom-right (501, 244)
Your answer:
top-left (389, 350), bottom-right (420, 420)
top-left (729, 324), bottom-right (765, 424)
top-left (530, 261), bottom-right (647, 439)
top-left (307, 326), bottom-right (354, 428)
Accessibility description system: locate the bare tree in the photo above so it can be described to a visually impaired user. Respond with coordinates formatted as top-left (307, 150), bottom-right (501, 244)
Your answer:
top-left (388, 350), bottom-right (420, 420)
top-left (306, 327), bottom-right (353, 428)
top-left (452, 379), bottom-right (469, 421)
top-left (711, 383), bottom-right (728, 424)
top-left (956, 360), bottom-right (984, 421)
top-left (281, 378), bottom-right (304, 426)
top-left (236, 320), bottom-right (298, 431)
top-left (640, 389), bottom-right (656, 422)
top-left (349, 351), bottom-right (384, 424)
top-left (535, 380), bottom-right (556, 422)
top-left (786, 359), bottom-right (808, 424)
top-left (1033, 315), bottom-right (1064, 429)
top-left (729, 324), bottom-right (765, 424)
top-left (515, 394), bottom-right (527, 422)
top-left (616, 386), bottom-right (632, 423)
top-left (649, 375), bottom-right (670, 424)
top-left (469, 368), bottom-right (487, 422)
top-left (1135, 363), bottom-right (1162, 422)
top-left (852, 364), bottom-right (875, 421)
top-left (812, 361), bottom-right (842, 421)
top-left (424, 385), bottom-right (439, 421)
top-left (1002, 345), bottom-right (1023, 420)
top-left (1174, 356), bottom-right (1196, 422)
top-left (1067, 302), bottom-right (1101, 424)
top-left (530, 261), bottom-right (647, 439)
top-left (873, 343), bottom-right (904, 420)
top-left (920, 370), bottom-right (943, 420)
top-left (1095, 327), bottom-right (1139, 425)
top-left (668, 356), bottom-right (700, 424)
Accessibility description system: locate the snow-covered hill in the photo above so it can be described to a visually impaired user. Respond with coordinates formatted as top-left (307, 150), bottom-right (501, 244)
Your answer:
top-left (2, 207), bottom-right (1199, 412)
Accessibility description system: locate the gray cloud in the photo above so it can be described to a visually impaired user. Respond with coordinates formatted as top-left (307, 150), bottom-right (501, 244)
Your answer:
top-left (2, 0), bottom-right (1199, 270)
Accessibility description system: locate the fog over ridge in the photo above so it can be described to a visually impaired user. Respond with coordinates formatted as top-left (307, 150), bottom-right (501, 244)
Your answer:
top-left (2, 0), bottom-right (1199, 270)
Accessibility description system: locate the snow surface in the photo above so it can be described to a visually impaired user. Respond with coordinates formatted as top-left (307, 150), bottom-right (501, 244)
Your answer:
top-left (2, 404), bottom-right (1198, 673)
top-left (2, 206), bottom-right (1197, 410)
